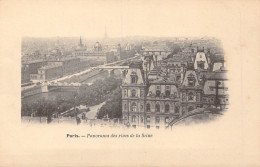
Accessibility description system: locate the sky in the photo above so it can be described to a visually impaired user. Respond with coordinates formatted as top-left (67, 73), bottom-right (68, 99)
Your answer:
top-left (0, 0), bottom-right (242, 39)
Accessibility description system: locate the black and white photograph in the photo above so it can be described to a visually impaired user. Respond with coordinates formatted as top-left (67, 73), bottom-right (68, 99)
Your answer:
top-left (0, 0), bottom-right (259, 166)
top-left (21, 36), bottom-right (228, 129)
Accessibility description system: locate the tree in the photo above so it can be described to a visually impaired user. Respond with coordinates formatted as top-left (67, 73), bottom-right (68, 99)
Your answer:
top-left (96, 87), bottom-right (122, 119)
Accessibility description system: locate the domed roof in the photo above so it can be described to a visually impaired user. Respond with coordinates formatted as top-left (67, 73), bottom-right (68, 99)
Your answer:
top-left (94, 42), bottom-right (102, 51)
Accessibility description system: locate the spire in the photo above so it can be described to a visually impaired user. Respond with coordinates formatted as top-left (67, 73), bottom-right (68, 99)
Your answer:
top-left (79, 36), bottom-right (82, 46)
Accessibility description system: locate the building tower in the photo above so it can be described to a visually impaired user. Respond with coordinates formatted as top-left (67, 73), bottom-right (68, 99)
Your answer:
top-left (121, 62), bottom-right (146, 128)
top-left (79, 36), bottom-right (83, 47)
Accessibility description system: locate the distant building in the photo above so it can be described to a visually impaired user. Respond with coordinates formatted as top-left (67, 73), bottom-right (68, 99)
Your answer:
top-left (37, 64), bottom-right (63, 81)
top-left (74, 36), bottom-right (87, 56)
top-left (21, 65), bottom-right (30, 84)
top-left (48, 57), bottom-right (81, 75)
top-left (22, 60), bottom-right (47, 75)
top-left (94, 42), bottom-right (102, 52)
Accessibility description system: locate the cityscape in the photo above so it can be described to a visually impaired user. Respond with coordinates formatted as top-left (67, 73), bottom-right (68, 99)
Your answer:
top-left (21, 34), bottom-right (228, 129)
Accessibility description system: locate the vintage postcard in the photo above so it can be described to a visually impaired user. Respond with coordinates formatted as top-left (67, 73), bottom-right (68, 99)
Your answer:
top-left (0, 0), bottom-right (259, 166)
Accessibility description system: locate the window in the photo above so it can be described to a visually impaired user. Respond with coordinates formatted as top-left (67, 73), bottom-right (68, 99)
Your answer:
top-left (124, 89), bottom-right (127, 97)
top-left (165, 90), bottom-right (170, 97)
top-left (146, 103), bottom-right (151, 112)
top-left (140, 117), bottom-right (144, 123)
top-left (140, 105), bottom-right (143, 110)
top-left (132, 115), bottom-right (136, 122)
top-left (131, 102), bottom-right (137, 112)
top-left (187, 74), bottom-right (195, 86)
top-left (156, 90), bottom-right (161, 97)
top-left (147, 125), bottom-right (150, 129)
top-left (146, 116), bottom-right (150, 123)
top-left (130, 72), bottom-right (138, 84)
top-left (156, 116), bottom-right (160, 124)
top-left (131, 89), bottom-right (137, 97)
top-left (175, 106), bottom-right (179, 113)
top-left (174, 92), bottom-right (177, 98)
top-left (124, 104), bottom-right (127, 110)
top-left (140, 90), bottom-right (144, 97)
top-left (166, 86), bottom-right (170, 90)
top-left (165, 104), bottom-right (170, 113)
top-left (155, 104), bottom-right (160, 112)
top-left (157, 86), bottom-right (160, 90)
top-left (188, 92), bottom-right (194, 101)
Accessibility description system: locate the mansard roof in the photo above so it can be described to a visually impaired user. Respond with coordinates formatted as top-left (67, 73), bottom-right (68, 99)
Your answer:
top-left (166, 54), bottom-right (192, 62)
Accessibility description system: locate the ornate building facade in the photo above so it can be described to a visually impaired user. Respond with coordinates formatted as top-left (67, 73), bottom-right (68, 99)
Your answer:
top-left (122, 49), bottom-right (228, 129)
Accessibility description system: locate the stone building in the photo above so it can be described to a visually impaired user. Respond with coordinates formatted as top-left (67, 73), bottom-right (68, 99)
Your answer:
top-left (121, 62), bottom-right (146, 128)
top-left (179, 69), bottom-right (203, 113)
top-left (202, 68), bottom-right (228, 109)
top-left (194, 51), bottom-right (209, 70)
top-left (121, 49), bottom-right (228, 129)
top-left (37, 64), bottom-right (63, 81)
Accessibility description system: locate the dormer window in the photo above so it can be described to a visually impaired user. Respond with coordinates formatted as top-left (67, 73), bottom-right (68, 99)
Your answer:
top-left (130, 72), bottom-right (138, 84)
top-left (187, 74), bottom-right (196, 87)
top-left (197, 61), bottom-right (205, 69)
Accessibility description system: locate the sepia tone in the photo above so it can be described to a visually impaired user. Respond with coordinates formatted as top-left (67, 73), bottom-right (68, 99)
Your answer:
top-left (21, 36), bottom-right (228, 129)
top-left (0, 0), bottom-right (259, 166)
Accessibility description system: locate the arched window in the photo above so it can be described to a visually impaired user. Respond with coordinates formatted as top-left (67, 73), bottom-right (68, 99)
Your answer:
top-left (155, 103), bottom-right (160, 112)
top-left (132, 115), bottom-right (136, 122)
top-left (165, 90), bottom-right (170, 97)
top-left (131, 89), bottom-right (137, 97)
top-left (130, 72), bottom-right (138, 84)
top-left (188, 92), bottom-right (194, 101)
top-left (156, 90), bottom-right (161, 97)
top-left (146, 103), bottom-right (151, 112)
top-left (124, 89), bottom-right (127, 97)
top-left (146, 116), bottom-right (150, 123)
top-left (131, 102), bottom-right (137, 112)
top-left (165, 104), bottom-right (170, 113)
